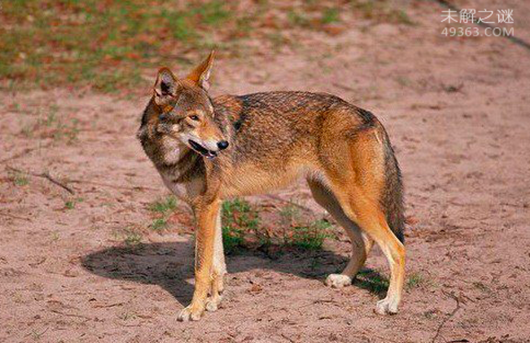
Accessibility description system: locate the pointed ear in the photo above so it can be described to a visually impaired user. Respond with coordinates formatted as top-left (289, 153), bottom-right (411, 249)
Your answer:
top-left (186, 51), bottom-right (215, 91)
top-left (153, 67), bottom-right (180, 107)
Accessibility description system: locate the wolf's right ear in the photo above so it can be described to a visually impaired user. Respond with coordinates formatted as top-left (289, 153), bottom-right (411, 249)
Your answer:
top-left (153, 68), bottom-right (180, 107)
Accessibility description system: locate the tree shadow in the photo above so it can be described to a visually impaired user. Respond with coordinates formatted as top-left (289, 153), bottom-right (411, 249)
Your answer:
top-left (81, 240), bottom-right (388, 307)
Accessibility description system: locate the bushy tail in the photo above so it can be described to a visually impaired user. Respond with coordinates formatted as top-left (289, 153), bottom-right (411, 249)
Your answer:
top-left (381, 130), bottom-right (405, 243)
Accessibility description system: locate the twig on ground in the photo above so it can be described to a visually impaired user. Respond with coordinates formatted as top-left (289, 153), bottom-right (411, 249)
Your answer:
top-left (331, 82), bottom-right (355, 92)
top-left (431, 291), bottom-right (463, 343)
top-left (49, 309), bottom-right (92, 320)
top-left (6, 166), bottom-right (75, 194)
top-left (0, 142), bottom-right (53, 164)
top-left (41, 171), bottom-right (75, 194)
top-left (67, 179), bottom-right (158, 191)
top-left (0, 212), bottom-right (33, 222)
top-left (24, 327), bottom-right (49, 338)
top-left (281, 333), bottom-right (296, 343)
top-left (6, 167), bottom-right (158, 193)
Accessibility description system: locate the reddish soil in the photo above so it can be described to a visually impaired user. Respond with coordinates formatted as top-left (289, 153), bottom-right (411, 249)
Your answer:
top-left (1, 1), bottom-right (529, 342)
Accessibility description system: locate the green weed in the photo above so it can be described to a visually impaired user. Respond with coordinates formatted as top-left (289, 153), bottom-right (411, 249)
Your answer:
top-left (222, 226), bottom-right (245, 254)
top-left (13, 173), bottom-right (29, 186)
top-left (64, 197), bottom-right (83, 210)
top-left (149, 196), bottom-right (177, 214)
top-left (321, 8), bottom-right (341, 24)
top-left (222, 198), bottom-right (260, 254)
top-left (147, 195), bottom-right (178, 232)
top-left (150, 218), bottom-right (168, 231)
top-left (406, 272), bottom-right (425, 289)
top-left (355, 269), bottom-right (389, 295)
top-left (289, 219), bottom-right (332, 250)
top-left (287, 10), bottom-right (310, 27)
top-left (124, 231), bottom-right (142, 247)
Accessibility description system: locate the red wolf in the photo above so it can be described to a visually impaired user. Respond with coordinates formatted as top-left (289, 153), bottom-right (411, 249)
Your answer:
top-left (137, 52), bottom-right (405, 321)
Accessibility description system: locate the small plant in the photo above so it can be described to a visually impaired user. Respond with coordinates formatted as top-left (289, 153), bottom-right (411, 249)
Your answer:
top-left (279, 204), bottom-right (301, 224)
top-left (64, 197), bottom-right (83, 210)
top-left (355, 269), bottom-right (390, 295)
top-left (287, 10), bottom-right (310, 27)
top-left (148, 196), bottom-right (177, 231)
top-left (351, 1), bottom-right (414, 25)
top-left (321, 8), bottom-right (341, 24)
top-left (149, 196), bottom-right (177, 214)
top-left (13, 172), bottom-right (29, 186)
top-left (222, 199), bottom-right (260, 230)
top-left (192, 0), bottom-right (231, 26)
top-left (29, 328), bottom-right (48, 341)
top-left (309, 258), bottom-right (321, 271)
top-left (151, 218), bottom-right (168, 231)
top-left (52, 118), bottom-right (80, 143)
top-left (222, 226), bottom-right (244, 254)
top-left (50, 231), bottom-right (60, 242)
top-left (406, 272), bottom-right (425, 289)
top-left (289, 219), bottom-right (332, 250)
top-left (118, 311), bottom-right (137, 321)
top-left (393, 9), bottom-right (414, 26)
top-left (124, 230), bottom-right (142, 247)
top-left (221, 198), bottom-right (261, 254)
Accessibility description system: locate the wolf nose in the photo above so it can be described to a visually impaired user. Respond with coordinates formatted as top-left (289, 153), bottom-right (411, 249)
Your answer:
top-left (217, 140), bottom-right (229, 150)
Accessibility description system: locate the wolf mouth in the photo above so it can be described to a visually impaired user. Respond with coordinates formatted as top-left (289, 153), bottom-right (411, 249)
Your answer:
top-left (189, 140), bottom-right (218, 159)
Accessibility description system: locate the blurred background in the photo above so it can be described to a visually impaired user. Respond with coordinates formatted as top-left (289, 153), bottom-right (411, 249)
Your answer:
top-left (0, 0), bottom-right (417, 93)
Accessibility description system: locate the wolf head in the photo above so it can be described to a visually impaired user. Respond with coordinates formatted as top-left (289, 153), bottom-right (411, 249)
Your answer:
top-left (152, 52), bottom-right (228, 159)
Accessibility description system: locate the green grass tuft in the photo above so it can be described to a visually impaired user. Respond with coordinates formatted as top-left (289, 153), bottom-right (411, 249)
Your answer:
top-left (355, 269), bottom-right (390, 295)
top-left (406, 272), bottom-right (425, 289)
top-left (150, 218), bottom-right (168, 231)
top-left (13, 173), bottom-right (29, 186)
top-left (149, 196), bottom-right (177, 214)
top-left (321, 8), bottom-right (341, 24)
top-left (64, 197), bottom-right (83, 210)
top-left (221, 198), bottom-right (260, 254)
top-left (289, 219), bottom-right (332, 250)
top-left (124, 230), bottom-right (142, 247)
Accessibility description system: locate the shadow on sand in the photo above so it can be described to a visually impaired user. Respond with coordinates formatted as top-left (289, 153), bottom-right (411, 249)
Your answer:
top-left (81, 240), bottom-right (388, 306)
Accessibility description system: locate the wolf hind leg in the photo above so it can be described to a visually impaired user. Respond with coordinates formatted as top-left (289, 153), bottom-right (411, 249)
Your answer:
top-left (307, 179), bottom-right (374, 288)
top-left (327, 180), bottom-right (405, 315)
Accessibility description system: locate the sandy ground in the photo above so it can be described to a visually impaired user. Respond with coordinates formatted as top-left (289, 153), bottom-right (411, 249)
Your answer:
top-left (1, 1), bottom-right (530, 342)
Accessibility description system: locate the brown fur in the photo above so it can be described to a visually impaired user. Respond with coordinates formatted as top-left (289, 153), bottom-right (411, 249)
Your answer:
top-left (137, 52), bottom-right (406, 321)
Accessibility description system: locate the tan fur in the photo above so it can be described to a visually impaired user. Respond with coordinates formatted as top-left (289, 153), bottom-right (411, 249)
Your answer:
top-left (137, 52), bottom-right (406, 321)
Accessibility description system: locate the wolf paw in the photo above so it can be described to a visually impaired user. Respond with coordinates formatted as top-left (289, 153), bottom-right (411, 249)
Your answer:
top-left (177, 304), bottom-right (204, 322)
top-left (325, 274), bottom-right (352, 288)
top-left (205, 294), bottom-right (223, 312)
top-left (375, 297), bottom-right (399, 315)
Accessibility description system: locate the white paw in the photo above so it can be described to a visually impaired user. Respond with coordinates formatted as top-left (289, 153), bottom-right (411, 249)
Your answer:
top-left (205, 295), bottom-right (223, 312)
top-left (177, 305), bottom-right (204, 322)
top-left (325, 274), bottom-right (352, 288)
top-left (375, 297), bottom-right (399, 315)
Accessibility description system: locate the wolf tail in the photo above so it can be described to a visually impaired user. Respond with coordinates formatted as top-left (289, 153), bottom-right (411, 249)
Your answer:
top-left (380, 129), bottom-right (405, 243)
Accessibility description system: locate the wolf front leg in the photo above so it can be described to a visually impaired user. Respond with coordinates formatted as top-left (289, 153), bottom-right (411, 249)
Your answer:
top-left (205, 208), bottom-right (226, 312)
top-left (178, 197), bottom-right (221, 322)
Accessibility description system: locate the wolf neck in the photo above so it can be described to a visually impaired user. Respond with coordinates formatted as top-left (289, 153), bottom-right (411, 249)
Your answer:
top-left (157, 138), bottom-right (204, 183)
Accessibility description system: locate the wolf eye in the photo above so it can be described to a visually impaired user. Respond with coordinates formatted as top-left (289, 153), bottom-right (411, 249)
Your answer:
top-left (189, 115), bottom-right (200, 121)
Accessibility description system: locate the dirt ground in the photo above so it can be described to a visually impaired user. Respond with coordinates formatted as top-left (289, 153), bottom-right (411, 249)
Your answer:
top-left (1, 1), bottom-right (530, 343)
